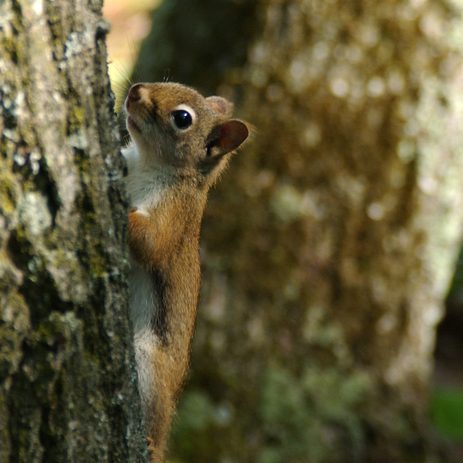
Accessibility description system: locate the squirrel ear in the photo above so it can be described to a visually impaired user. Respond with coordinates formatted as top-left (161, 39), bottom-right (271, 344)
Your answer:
top-left (200, 120), bottom-right (249, 176)
top-left (206, 119), bottom-right (249, 158)
top-left (206, 96), bottom-right (234, 117)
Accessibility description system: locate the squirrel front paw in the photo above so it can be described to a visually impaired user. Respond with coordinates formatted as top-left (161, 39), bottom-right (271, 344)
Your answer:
top-left (127, 207), bottom-right (154, 266)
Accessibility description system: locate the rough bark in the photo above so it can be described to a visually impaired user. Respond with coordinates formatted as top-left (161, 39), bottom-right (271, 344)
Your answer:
top-left (0, 1), bottom-right (146, 461)
top-left (134, 1), bottom-right (463, 462)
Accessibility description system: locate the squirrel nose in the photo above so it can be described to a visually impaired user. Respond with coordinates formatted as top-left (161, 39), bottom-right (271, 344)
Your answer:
top-left (127, 83), bottom-right (144, 104)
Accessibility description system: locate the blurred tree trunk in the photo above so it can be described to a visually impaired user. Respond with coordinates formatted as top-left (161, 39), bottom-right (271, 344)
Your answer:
top-left (0, 1), bottom-right (146, 462)
top-left (133, 1), bottom-right (463, 462)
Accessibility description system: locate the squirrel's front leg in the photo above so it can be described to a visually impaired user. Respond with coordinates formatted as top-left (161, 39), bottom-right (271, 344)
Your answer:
top-left (128, 208), bottom-right (157, 268)
top-left (128, 207), bottom-right (178, 271)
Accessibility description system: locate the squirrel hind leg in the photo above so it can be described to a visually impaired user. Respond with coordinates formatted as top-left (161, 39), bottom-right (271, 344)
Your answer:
top-left (147, 436), bottom-right (165, 463)
top-left (146, 385), bottom-right (176, 463)
top-left (143, 350), bottom-right (178, 463)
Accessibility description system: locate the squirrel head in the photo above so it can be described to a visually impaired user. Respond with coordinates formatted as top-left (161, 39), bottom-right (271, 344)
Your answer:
top-left (125, 82), bottom-right (249, 186)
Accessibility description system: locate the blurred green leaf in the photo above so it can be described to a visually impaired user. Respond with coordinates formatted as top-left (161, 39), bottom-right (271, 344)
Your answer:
top-left (430, 388), bottom-right (463, 439)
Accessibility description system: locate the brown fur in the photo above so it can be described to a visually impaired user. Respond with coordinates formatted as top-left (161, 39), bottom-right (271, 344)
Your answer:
top-left (129, 189), bottom-right (206, 460)
top-left (124, 82), bottom-right (249, 461)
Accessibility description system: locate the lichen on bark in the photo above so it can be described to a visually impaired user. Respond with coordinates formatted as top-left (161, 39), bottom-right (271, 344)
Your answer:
top-left (0, 0), bottom-right (146, 461)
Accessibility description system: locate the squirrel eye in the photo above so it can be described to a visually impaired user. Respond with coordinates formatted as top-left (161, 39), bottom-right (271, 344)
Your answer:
top-left (171, 110), bottom-right (193, 130)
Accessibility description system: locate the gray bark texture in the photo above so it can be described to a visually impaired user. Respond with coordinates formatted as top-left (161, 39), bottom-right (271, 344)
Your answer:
top-left (0, 1), bottom-right (146, 462)
top-left (133, 1), bottom-right (463, 462)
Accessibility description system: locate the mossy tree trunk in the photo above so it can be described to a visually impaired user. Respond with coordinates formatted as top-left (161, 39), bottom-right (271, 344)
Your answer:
top-left (0, 1), bottom-right (146, 461)
top-left (134, 1), bottom-right (463, 462)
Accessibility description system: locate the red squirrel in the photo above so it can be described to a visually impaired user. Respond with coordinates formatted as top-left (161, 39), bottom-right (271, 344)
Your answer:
top-left (122, 82), bottom-right (249, 462)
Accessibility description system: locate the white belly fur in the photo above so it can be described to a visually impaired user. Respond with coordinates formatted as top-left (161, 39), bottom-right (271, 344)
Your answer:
top-left (128, 258), bottom-right (158, 409)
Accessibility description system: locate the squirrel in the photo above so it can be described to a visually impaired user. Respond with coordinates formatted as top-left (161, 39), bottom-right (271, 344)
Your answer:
top-left (122, 82), bottom-right (249, 462)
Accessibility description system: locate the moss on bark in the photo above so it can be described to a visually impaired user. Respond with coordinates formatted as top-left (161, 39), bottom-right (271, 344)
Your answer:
top-left (0, 1), bottom-right (146, 461)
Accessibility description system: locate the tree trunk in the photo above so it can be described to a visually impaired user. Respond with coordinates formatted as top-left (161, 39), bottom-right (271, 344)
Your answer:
top-left (0, 1), bottom-right (146, 461)
top-left (134, 1), bottom-right (463, 462)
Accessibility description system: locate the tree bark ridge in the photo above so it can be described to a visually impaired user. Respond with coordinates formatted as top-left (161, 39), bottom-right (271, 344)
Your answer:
top-left (0, 1), bottom-right (146, 461)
